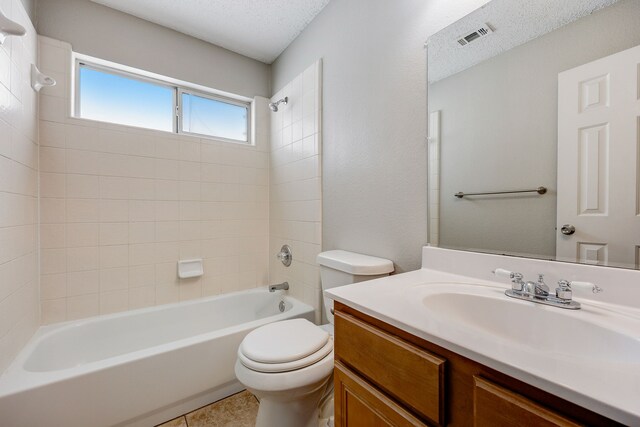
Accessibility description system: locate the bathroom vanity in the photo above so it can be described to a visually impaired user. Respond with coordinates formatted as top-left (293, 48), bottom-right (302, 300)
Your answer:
top-left (326, 247), bottom-right (640, 426)
top-left (333, 303), bottom-right (618, 427)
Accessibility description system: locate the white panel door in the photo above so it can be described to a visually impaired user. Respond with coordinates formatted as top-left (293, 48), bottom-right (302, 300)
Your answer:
top-left (557, 44), bottom-right (640, 268)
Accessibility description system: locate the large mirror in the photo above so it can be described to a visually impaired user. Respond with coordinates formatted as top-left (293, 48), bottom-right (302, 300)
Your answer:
top-left (427, 0), bottom-right (640, 269)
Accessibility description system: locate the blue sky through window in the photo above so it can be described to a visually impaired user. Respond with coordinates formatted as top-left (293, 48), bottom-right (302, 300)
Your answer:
top-left (182, 92), bottom-right (248, 142)
top-left (78, 66), bottom-right (174, 132)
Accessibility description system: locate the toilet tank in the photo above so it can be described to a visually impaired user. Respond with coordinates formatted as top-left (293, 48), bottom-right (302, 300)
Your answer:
top-left (317, 250), bottom-right (394, 325)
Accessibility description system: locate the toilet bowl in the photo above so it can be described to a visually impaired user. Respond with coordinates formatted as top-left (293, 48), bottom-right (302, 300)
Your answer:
top-left (235, 318), bottom-right (334, 427)
top-left (234, 250), bottom-right (394, 427)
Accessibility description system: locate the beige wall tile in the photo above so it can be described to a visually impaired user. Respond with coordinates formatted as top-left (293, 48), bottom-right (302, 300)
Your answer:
top-left (179, 278), bottom-right (202, 301)
top-left (155, 283), bottom-right (180, 305)
top-left (41, 248), bottom-right (66, 274)
top-left (40, 224), bottom-right (66, 249)
top-left (67, 246), bottom-right (99, 272)
top-left (155, 180), bottom-right (180, 201)
top-left (129, 264), bottom-right (155, 288)
top-left (269, 62), bottom-right (323, 321)
top-left (99, 176), bottom-right (129, 199)
top-left (40, 147), bottom-right (66, 173)
top-left (40, 121), bottom-right (66, 149)
top-left (66, 150), bottom-right (100, 175)
top-left (67, 293), bottom-right (100, 320)
top-left (99, 245), bottom-right (129, 269)
top-left (66, 199), bottom-right (100, 223)
top-left (66, 174), bottom-right (100, 199)
top-left (0, 15), bottom-right (39, 371)
top-left (128, 286), bottom-right (155, 309)
top-left (67, 270), bottom-right (100, 297)
top-left (40, 198), bottom-right (66, 224)
top-left (41, 299), bottom-right (66, 325)
top-left (40, 172), bottom-right (66, 198)
top-left (129, 200), bottom-right (155, 222)
top-left (129, 222), bottom-right (155, 244)
top-left (99, 222), bottom-right (128, 246)
top-left (129, 178), bottom-right (155, 200)
top-left (66, 124), bottom-right (99, 151)
top-left (40, 273), bottom-right (67, 300)
top-left (99, 267), bottom-right (129, 292)
top-left (66, 223), bottom-right (99, 247)
top-left (129, 243), bottom-right (156, 266)
top-left (99, 199), bottom-right (129, 222)
top-left (37, 39), bottom-right (276, 326)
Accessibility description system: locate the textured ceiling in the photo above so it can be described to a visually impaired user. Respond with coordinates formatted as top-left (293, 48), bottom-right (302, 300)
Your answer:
top-left (90, 0), bottom-right (331, 63)
top-left (428, 0), bottom-right (619, 82)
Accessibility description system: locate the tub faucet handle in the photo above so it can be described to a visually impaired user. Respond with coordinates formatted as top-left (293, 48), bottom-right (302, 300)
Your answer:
top-left (276, 245), bottom-right (292, 267)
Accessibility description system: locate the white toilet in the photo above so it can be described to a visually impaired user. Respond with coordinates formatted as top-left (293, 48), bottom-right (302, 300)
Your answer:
top-left (234, 250), bottom-right (394, 427)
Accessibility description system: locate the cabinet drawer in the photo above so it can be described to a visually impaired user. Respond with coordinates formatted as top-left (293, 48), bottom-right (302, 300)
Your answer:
top-left (334, 311), bottom-right (445, 425)
top-left (473, 376), bottom-right (581, 427)
top-left (335, 361), bottom-right (428, 427)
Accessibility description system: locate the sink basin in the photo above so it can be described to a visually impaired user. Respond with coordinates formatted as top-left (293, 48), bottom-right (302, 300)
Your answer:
top-left (408, 283), bottom-right (640, 365)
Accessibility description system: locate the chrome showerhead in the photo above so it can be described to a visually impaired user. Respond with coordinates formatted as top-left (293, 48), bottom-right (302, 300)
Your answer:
top-left (269, 96), bottom-right (288, 112)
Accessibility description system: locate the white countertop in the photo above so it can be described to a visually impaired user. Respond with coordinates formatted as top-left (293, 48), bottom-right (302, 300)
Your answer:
top-left (326, 264), bottom-right (640, 425)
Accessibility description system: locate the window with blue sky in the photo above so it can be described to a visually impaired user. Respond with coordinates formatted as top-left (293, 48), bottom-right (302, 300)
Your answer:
top-left (76, 62), bottom-right (250, 143)
top-left (181, 92), bottom-right (248, 142)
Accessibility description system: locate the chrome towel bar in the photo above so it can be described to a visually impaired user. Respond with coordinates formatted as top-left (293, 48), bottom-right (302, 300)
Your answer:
top-left (454, 186), bottom-right (547, 199)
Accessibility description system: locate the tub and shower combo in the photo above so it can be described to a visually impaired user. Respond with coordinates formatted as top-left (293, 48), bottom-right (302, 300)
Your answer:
top-left (0, 288), bottom-right (313, 427)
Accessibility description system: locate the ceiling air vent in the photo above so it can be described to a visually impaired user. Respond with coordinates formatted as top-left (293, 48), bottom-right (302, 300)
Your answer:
top-left (457, 24), bottom-right (494, 46)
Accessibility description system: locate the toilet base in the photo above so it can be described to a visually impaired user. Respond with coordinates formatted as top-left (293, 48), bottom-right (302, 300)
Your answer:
top-left (252, 377), bottom-right (332, 427)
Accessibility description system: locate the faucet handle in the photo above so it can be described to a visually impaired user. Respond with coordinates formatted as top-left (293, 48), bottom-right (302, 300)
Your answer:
top-left (570, 281), bottom-right (603, 294)
top-left (276, 245), bottom-right (292, 267)
top-left (555, 280), bottom-right (572, 301)
top-left (493, 268), bottom-right (524, 291)
top-left (493, 268), bottom-right (522, 281)
top-left (556, 280), bottom-right (602, 301)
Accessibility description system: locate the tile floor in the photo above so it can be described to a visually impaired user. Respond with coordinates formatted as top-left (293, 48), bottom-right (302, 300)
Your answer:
top-left (157, 390), bottom-right (259, 427)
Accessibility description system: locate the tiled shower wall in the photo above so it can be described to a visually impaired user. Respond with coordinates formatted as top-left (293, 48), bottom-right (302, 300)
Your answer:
top-left (38, 37), bottom-right (270, 324)
top-left (269, 61), bottom-right (323, 323)
top-left (0, 0), bottom-right (39, 372)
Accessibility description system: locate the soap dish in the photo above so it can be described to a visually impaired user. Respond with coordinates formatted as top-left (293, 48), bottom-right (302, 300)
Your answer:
top-left (177, 259), bottom-right (204, 279)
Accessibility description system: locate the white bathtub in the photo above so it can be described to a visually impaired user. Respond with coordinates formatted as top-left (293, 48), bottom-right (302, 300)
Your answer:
top-left (0, 288), bottom-right (314, 427)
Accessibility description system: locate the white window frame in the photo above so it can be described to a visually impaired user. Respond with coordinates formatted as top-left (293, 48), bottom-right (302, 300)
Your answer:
top-left (72, 55), bottom-right (252, 145)
top-left (177, 88), bottom-right (251, 144)
top-left (74, 60), bottom-right (179, 133)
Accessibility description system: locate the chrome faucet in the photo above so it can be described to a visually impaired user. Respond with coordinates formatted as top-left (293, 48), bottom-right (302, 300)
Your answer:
top-left (533, 274), bottom-right (550, 297)
top-left (269, 281), bottom-right (289, 292)
top-left (493, 269), bottom-right (602, 310)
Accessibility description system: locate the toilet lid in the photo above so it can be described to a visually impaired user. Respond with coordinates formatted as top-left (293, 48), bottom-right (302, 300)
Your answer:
top-left (239, 318), bottom-right (330, 364)
top-left (238, 338), bottom-right (333, 373)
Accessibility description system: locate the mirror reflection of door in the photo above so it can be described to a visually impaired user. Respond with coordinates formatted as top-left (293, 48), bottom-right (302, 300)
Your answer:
top-left (556, 44), bottom-right (640, 268)
top-left (427, 0), bottom-right (640, 269)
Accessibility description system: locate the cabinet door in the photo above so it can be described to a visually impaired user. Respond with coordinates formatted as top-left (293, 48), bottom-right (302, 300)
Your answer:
top-left (334, 311), bottom-right (445, 424)
top-left (473, 377), bottom-right (581, 427)
top-left (335, 362), bottom-right (427, 427)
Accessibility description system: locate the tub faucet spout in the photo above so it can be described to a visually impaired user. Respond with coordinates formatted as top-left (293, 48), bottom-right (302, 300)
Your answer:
top-left (269, 281), bottom-right (289, 292)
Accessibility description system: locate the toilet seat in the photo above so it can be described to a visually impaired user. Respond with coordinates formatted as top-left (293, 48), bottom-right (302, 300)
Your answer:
top-left (239, 339), bottom-right (333, 373)
top-left (238, 318), bottom-right (333, 373)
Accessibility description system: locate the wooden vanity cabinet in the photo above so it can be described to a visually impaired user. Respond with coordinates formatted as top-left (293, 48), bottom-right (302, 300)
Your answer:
top-left (333, 302), bottom-right (622, 427)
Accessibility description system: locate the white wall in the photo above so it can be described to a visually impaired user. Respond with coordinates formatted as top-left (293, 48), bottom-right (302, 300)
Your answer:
top-left (269, 61), bottom-right (322, 322)
top-left (0, 0), bottom-right (39, 373)
top-left (38, 37), bottom-right (271, 323)
top-left (18, 0), bottom-right (33, 22)
top-left (35, 0), bottom-right (271, 99)
top-left (271, 0), bottom-right (490, 273)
